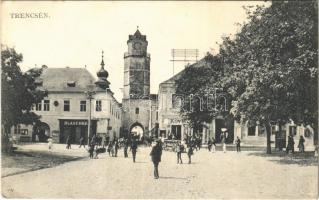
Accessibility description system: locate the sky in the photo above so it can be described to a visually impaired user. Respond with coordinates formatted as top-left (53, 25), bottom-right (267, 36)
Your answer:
top-left (1, 1), bottom-right (268, 101)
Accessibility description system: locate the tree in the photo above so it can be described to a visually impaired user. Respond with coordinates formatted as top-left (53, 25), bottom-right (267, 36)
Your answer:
top-left (175, 53), bottom-right (232, 131)
top-left (219, 1), bottom-right (318, 153)
top-left (1, 46), bottom-right (47, 151)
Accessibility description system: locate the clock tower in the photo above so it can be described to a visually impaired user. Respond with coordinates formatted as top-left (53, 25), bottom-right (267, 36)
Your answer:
top-left (123, 29), bottom-right (150, 99)
top-left (122, 28), bottom-right (153, 139)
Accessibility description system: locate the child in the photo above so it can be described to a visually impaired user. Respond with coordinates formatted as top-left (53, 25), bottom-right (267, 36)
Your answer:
top-left (47, 137), bottom-right (53, 150)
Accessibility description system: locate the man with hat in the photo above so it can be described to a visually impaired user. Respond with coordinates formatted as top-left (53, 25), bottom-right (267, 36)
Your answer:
top-left (150, 139), bottom-right (163, 179)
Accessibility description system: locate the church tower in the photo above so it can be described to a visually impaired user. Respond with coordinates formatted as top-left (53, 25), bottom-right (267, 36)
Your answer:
top-left (123, 29), bottom-right (150, 99)
top-left (122, 28), bottom-right (152, 139)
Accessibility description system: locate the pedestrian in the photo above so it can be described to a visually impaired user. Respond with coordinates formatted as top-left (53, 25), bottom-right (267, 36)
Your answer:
top-left (298, 135), bottom-right (305, 153)
top-left (114, 139), bottom-right (119, 157)
top-left (66, 135), bottom-right (71, 149)
top-left (88, 144), bottom-right (94, 159)
top-left (235, 136), bottom-right (241, 152)
top-left (150, 139), bottom-right (162, 179)
top-left (198, 136), bottom-right (202, 150)
top-left (220, 131), bottom-right (227, 153)
top-left (90, 134), bottom-right (97, 146)
top-left (176, 141), bottom-right (183, 164)
top-left (101, 135), bottom-right (106, 148)
top-left (211, 137), bottom-right (216, 153)
top-left (94, 146), bottom-right (100, 159)
top-left (107, 141), bottom-right (113, 156)
top-left (48, 137), bottom-right (53, 150)
top-left (187, 145), bottom-right (194, 164)
top-left (79, 136), bottom-right (85, 148)
top-left (286, 135), bottom-right (295, 154)
top-left (35, 134), bottom-right (39, 143)
top-left (208, 139), bottom-right (212, 152)
top-left (130, 139), bottom-right (138, 163)
top-left (124, 139), bottom-right (129, 158)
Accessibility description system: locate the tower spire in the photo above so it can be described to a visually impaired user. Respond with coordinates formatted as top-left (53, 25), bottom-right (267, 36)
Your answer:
top-left (100, 50), bottom-right (105, 69)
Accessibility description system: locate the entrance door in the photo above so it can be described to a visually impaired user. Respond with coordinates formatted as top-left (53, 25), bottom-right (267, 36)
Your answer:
top-left (215, 119), bottom-right (225, 143)
top-left (171, 125), bottom-right (181, 140)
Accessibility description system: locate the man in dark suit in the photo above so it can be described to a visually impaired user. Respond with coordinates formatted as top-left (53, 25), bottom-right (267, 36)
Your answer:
top-left (130, 139), bottom-right (138, 162)
top-left (150, 140), bottom-right (163, 179)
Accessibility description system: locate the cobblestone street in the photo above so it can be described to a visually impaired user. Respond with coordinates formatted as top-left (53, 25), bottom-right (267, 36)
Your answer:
top-left (2, 145), bottom-right (317, 199)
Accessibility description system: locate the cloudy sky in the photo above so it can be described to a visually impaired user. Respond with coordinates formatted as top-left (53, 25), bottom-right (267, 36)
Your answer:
top-left (1, 1), bottom-right (268, 101)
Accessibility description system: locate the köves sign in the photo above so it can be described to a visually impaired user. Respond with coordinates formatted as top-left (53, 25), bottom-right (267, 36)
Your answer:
top-left (63, 120), bottom-right (88, 126)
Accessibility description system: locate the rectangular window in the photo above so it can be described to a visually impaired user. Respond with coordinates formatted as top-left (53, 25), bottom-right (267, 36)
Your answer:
top-left (135, 107), bottom-right (139, 114)
top-left (96, 100), bottom-right (102, 112)
top-left (80, 100), bottom-right (86, 112)
top-left (43, 100), bottom-right (50, 111)
top-left (248, 126), bottom-right (256, 136)
top-left (36, 102), bottom-right (42, 111)
top-left (289, 126), bottom-right (297, 136)
top-left (156, 111), bottom-right (158, 120)
top-left (64, 100), bottom-right (70, 111)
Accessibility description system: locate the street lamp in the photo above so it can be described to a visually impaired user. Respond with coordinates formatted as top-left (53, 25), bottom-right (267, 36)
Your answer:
top-left (85, 84), bottom-right (96, 145)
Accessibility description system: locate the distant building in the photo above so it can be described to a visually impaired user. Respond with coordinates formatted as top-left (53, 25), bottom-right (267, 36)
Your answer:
top-left (11, 55), bottom-right (122, 144)
top-left (158, 59), bottom-right (219, 143)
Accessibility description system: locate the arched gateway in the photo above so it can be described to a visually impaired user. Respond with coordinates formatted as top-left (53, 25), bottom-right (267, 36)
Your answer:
top-left (130, 122), bottom-right (144, 140)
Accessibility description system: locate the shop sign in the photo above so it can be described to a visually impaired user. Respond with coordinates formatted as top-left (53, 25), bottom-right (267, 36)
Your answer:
top-left (63, 120), bottom-right (88, 126)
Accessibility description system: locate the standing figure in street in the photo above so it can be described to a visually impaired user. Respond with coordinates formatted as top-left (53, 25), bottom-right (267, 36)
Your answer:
top-left (176, 142), bottom-right (183, 164)
top-left (107, 141), bottom-right (113, 156)
top-left (130, 139), bottom-right (138, 162)
top-left (48, 137), bottom-right (53, 150)
top-left (88, 144), bottom-right (94, 159)
top-left (298, 135), bottom-right (305, 153)
top-left (90, 134), bottom-right (97, 146)
top-left (211, 137), bottom-right (216, 153)
top-left (79, 136), bottom-right (85, 148)
top-left (220, 131), bottom-right (227, 153)
top-left (187, 145), bottom-right (194, 164)
top-left (286, 135), bottom-right (295, 154)
top-left (66, 135), bottom-right (71, 149)
top-left (235, 136), bottom-right (241, 152)
top-left (114, 139), bottom-right (119, 157)
top-left (124, 139), bottom-right (129, 158)
top-left (150, 140), bottom-right (163, 179)
top-left (207, 139), bottom-right (212, 152)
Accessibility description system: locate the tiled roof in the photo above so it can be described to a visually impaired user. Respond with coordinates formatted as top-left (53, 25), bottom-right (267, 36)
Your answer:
top-left (39, 67), bottom-right (103, 92)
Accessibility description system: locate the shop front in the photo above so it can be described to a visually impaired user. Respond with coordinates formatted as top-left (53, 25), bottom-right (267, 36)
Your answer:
top-left (59, 119), bottom-right (97, 144)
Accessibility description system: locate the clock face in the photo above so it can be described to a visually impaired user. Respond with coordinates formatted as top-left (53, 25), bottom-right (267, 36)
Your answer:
top-left (133, 42), bottom-right (142, 50)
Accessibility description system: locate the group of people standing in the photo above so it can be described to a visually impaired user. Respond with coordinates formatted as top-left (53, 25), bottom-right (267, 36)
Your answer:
top-left (286, 135), bottom-right (305, 154)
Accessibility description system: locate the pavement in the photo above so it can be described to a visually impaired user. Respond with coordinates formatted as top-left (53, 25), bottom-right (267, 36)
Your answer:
top-left (1, 144), bottom-right (318, 199)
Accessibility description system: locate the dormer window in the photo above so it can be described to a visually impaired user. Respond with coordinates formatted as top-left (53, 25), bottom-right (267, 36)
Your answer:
top-left (67, 81), bottom-right (76, 87)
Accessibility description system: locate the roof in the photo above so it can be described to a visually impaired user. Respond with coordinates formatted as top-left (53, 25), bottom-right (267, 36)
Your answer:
top-left (128, 29), bottom-right (147, 41)
top-left (39, 67), bottom-right (102, 92)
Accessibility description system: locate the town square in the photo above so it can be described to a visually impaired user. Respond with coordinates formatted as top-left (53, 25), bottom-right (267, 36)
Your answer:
top-left (1, 1), bottom-right (318, 199)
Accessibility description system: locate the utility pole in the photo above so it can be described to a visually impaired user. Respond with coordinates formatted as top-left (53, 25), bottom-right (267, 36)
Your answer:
top-left (85, 84), bottom-right (95, 145)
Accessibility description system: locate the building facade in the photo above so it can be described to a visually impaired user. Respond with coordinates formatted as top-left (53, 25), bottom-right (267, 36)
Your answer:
top-left (12, 56), bottom-right (122, 144)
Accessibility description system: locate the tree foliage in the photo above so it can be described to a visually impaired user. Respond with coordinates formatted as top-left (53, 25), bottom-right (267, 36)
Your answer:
top-left (1, 46), bottom-right (48, 132)
top-left (175, 1), bottom-right (318, 152)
